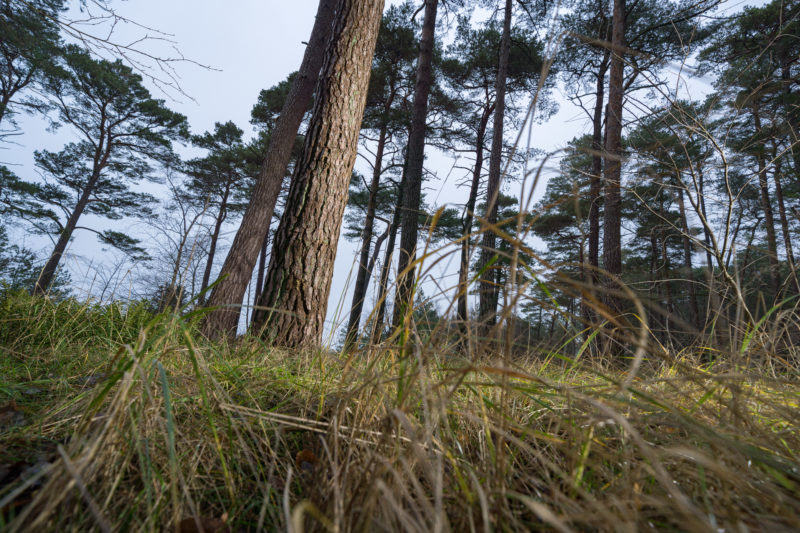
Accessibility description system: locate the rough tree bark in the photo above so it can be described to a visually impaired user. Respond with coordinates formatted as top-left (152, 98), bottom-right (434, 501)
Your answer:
top-left (200, 0), bottom-right (338, 339)
top-left (477, 0), bottom-right (513, 335)
top-left (252, 0), bottom-right (384, 347)
top-left (392, 0), bottom-right (439, 327)
top-left (601, 0), bottom-right (626, 343)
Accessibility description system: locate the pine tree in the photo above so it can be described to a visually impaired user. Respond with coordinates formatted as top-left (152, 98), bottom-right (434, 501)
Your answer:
top-left (253, 0), bottom-right (385, 347)
top-left (22, 46), bottom-right (187, 295)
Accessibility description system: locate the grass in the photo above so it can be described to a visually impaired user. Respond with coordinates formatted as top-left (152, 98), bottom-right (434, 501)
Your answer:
top-left (1, 289), bottom-right (799, 532)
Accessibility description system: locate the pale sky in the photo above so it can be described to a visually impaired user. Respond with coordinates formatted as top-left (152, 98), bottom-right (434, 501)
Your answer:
top-left (4, 0), bottom-right (739, 341)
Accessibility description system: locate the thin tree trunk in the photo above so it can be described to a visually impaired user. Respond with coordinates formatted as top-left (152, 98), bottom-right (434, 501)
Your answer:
top-left (372, 179), bottom-right (403, 343)
top-left (457, 102), bottom-right (493, 325)
top-left (201, 0), bottom-right (338, 339)
top-left (478, 0), bottom-right (513, 336)
top-left (698, 164), bottom-right (714, 272)
top-left (199, 185), bottom-right (230, 301)
top-left (601, 0), bottom-right (626, 349)
top-left (772, 154), bottom-right (799, 293)
top-left (393, 0), bottom-right (439, 328)
top-left (34, 136), bottom-right (109, 295)
top-left (33, 179), bottom-right (96, 294)
top-left (345, 124), bottom-right (388, 347)
top-left (252, 230), bottom-right (270, 315)
top-left (662, 234), bottom-right (674, 336)
top-left (252, 0), bottom-right (384, 347)
top-left (587, 10), bottom-right (610, 329)
top-left (676, 184), bottom-right (699, 330)
top-left (753, 107), bottom-right (781, 299)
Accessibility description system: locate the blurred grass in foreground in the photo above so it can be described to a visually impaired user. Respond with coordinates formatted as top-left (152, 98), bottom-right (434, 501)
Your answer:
top-left (0, 289), bottom-right (798, 532)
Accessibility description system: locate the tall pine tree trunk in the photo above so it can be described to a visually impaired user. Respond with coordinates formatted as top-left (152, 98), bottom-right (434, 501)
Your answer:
top-left (676, 184), bottom-right (699, 330)
top-left (252, 0), bottom-right (384, 347)
top-left (753, 107), bottom-right (781, 299)
top-left (393, 0), bottom-right (439, 327)
top-left (372, 176), bottom-right (404, 342)
top-left (457, 103), bottom-right (493, 325)
top-left (587, 48), bottom-right (609, 330)
top-left (201, 0), bottom-right (338, 339)
top-left (478, 0), bottom-right (513, 337)
top-left (601, 0), bottom-right (626, 348)
top-left (771, 153), bottom-right (799, 293)
top-left (345, 124), bottom-right (388, 347)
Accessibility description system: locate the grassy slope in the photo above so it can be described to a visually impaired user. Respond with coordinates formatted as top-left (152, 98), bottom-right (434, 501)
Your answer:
top-left (1, 290), bottom-right (799, 532)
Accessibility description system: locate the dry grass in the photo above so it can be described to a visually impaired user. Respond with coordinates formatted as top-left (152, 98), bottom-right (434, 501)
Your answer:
top-left (1, 291), bottom-right (799, 532)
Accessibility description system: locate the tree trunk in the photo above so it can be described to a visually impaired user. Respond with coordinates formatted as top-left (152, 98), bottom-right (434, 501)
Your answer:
top-left (252, 0), bottom-right (384, 347)
top-left (372, 181), bottom-right (403, 342)
top-left (33, 177), bottom-right (97, 295)
top-left (252, 230), bottom-right (270, 316)
top-left (586, 53), bottom-right (609, 334)
top-left (587, 11), bottom-right (610, 329)
top-left (199, 185), bottom-right (230, 301)
top-left (698, 164), bottom-right (714, 272)
top-left (477, 0), bottom-right (513, 336)
top-left (33, 131), bottom-right (109, 295)
top-left (201, 0), bottom-right (338, 339)
top-left (753, 107), bottom-right (781, 299)
top-left (601, 0), bottom-right (626, 346)
top-left (676, 184), bottom-right (699, 330)
top-left (392, 0), bottom-right (439, 328)
top-left (772, 154), bottom-right (799, 293)
top-left (457, 102), bottom-right (493, 325)
top-left (345, 124), bottom-right (388, 347)
top-left (661, 234), bottom-right (674, 336)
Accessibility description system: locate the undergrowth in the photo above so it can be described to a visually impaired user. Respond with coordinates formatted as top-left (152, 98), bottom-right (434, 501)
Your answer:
top-left (1, 290), bottom-right (799, 532)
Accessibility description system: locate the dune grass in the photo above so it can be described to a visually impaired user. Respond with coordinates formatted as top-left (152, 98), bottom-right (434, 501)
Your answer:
top-left (0, 289), bottom-right (799, 532)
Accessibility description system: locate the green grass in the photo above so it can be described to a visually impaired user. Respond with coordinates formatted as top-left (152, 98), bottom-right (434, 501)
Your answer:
top-left (1, 290), bottom-right (799, 532)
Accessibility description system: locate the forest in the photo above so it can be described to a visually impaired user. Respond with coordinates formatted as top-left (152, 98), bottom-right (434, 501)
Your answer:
top-left (1, 0), bottom-right (799, 531)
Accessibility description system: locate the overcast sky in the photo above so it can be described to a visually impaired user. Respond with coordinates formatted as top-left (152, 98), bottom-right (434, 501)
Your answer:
top-left (5, 0), bottom-right (744, 341)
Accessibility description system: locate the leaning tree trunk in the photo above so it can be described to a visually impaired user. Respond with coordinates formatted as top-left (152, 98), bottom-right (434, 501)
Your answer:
top-left (601, 0), bottom-right (626, 350)
top-left (477, 0), bottom-right (513, 337)
top-left (345, 123), bottom-right (389, 347)
top-left (252, 0), bottom-right (384, 347)
top-left (201, 0), bottom-right (338, 339)
top-left (457, 102), bottom-right (493, 325)
top-left (392, 0), bottom-right (439, 328)
top-left (33, 147), bottom-right (107, 295)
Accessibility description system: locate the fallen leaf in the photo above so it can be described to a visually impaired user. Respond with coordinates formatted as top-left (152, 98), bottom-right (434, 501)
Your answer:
top-left (295, 449), bottom-right (318, 474)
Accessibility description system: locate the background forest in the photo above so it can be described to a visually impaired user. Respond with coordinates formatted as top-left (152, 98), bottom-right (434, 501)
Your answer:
top-left (1, 0), bottom-right (800, 531)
